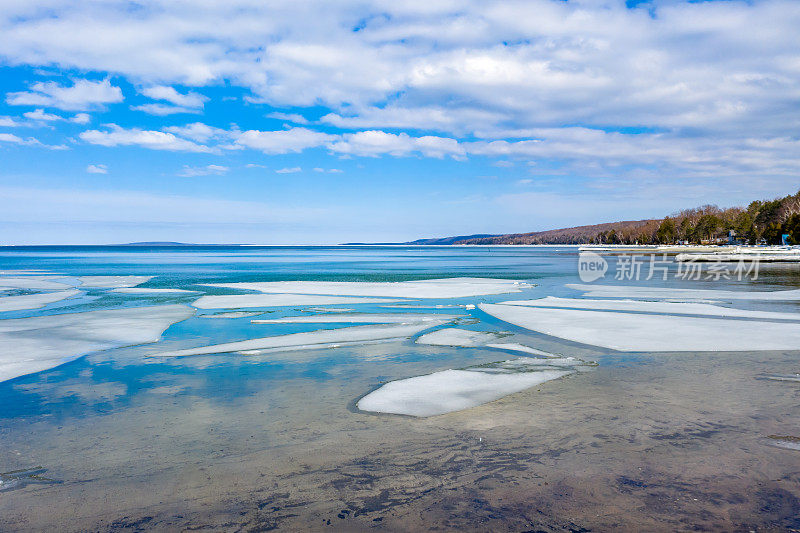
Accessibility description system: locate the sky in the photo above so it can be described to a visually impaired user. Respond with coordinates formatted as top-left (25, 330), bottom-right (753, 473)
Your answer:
top-left (0, 0), bottom-right (798, 245)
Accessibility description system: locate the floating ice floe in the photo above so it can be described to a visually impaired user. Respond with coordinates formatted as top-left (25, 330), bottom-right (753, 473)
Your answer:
top-left (77, 276), bottom-right (154, 288)
top-left (192, 294), bottom-right (402, 309)
top-left (567, 283), bottom-right (800, 301)
top-left (766, 435), bottom-right (800, 451)
top-left (304, 307), bottom-right (355, 313)
top-left (238, 338), bottom-right (401, 356)
top-left (357, 356), bottom-right (590, 417)
top-left (0, 305), bottom-right (193, 382)
top-left (151, 321), bottom-right (450, 358)
top-left (202, 277), bottom-right (530, 299)
top-left (198, 311), bottom-right (265, 319)
top-left (0, 277), bottom-right (74, 290)
top-left (758, 373), bottom-right (800, 383)
top-left (480, 303), bottom-right (800, 352)
top-left (111, 287), bottom-right (199, 294)
top-left (0, 289), bottom-right (82, 312)
top-left (252, 313), bottom-right (459, 325)
top-left (501, 296), bottom-right (800, 321)
top-left (484, 342), bottom-right (560, 357)
top-left (416, 327), bottom-right (506, 347)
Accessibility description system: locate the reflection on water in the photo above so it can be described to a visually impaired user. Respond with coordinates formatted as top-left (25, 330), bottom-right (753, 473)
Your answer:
top-left (1, 245), bottom-right (799, 531)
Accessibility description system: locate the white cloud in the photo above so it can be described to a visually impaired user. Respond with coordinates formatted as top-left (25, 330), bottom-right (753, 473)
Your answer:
top-left (71, 113), bottom-right (91, 124)
top-left (234, 127), bottom-right (335, 154)
top-left (266, 112), bottom-right (309, 124)
top-left (275, 167), bottom-right (301, 174)
top-left (87, 164), bottom-right (108, 174)
top-left (178, 164), bottom-right (229, 177)
top-left (141, 86), bottom-right (207, 108)
top-left (328, 130), bottom-right (465, 159)
top-left (0, 116), bottom-right (23, 127)
top-left (131, 103), bottom-right (201, 115)
top-left (79, 124), bottom-right (214, 153)
top-left (0, 132), bottom-right (66, 150)
top-left (23, 109), bottom-right (61, 121)
top-left (7, 79), bottom-right (123, 110)
top-left (163, 122), bottom-right (231, 143)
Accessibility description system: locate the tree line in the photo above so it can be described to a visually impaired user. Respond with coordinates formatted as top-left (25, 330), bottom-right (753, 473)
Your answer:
top-left (595, 189), bottom-right (800, 245)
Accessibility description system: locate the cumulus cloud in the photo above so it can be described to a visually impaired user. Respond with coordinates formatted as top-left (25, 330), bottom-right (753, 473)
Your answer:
top-left (7, 79), bottom-right (123, 110)
top-left (275, 167), bottom-right (301, 173)
top-left (0, 1), bottom-right (797, 184)
top-left (86, 164), bottom-right (108, 174)
top-left (141, 86), bottom-right (207, 108)
top-left (130, 103), bottom-right (201, 115)
top-left (234, 127), bottom-right (336, 154)
top-left (178, 164), bottom-right (229, 177)
top-left (0, 132), bottom-right (67, 149)
top-left (79, 124), bottom-right (214, 153)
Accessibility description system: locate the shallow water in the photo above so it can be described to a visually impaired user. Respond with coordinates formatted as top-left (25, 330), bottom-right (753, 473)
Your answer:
top-left (1, 245), bottom-right (800, 531)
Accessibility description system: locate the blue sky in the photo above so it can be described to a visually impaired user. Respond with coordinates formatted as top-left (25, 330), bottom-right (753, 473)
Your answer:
top-left (0, 0), bottom-right (798, 244)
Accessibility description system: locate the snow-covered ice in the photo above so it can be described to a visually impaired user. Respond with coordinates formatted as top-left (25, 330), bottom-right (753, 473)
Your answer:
top-left (77, 276), bottom-right (154, 288)
top-left (0, 277), bottom-right (74, 290)
top-left (501, 296), bottom-right (800, 321)
top-left (0, 289), bottom-right (82, 312)
top-left (198, 311), bottom-right (265, 319)
top-left (0, 305), bottom-right (193, 382)
top-left (484, 342), bottom-right (560, 357)
top-left (192, 294), bottom-right (402, 309)
top-left (151, 321), bottom-right (450, 358)
top-left (416, 328), bottom-right (506, 347)
top-left (567, 283), bottom-right (800, 301)
top-left (357, 361), bottom-right (574, 417)
top-left (480, 303), bottom-right (800, 352)
top-left (252, 313), bottom-right (459, 325)
top-left (111, 287), bottom-right (199, 294)
top-left (202, 277), bottom-right (530, 299)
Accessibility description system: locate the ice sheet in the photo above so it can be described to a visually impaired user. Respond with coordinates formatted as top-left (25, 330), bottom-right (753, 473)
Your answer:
top-left (0, 277), bottom-right (74, 290)
top-left (480, 303), bottom-right (800, 352)
top-left (111, 288), bottom-right (199, 294)
top-left (416, 328), bottom-right (506, 347)
top-left (151, 321), bottom-right (448, 358)
top-left (485, 342), bottom-right (560, 357)
top-left (567, 283), bottom-right (800, 301)
top-left (198, 311), bottom-right (265, 319)
top-left (357, 365), bottom-right (572, 417)
top-left (77, 276), bottom-right (154, 288)
top-left (192, 294), bottom-right (402, 309)
top-left (202, 277), bottom-right (530, 299)
top-left (501, 296), bottom-right (800, 321)
top-left (0, 305), bottom-right (194, 382)
top-left (0, 289), bottom-right (82, 312)
top-left (251, 313), bottom-right (459, 325)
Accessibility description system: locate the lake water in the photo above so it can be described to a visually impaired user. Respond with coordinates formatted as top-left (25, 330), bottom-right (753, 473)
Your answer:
top-left (1, 245), bottom-right (799, 531)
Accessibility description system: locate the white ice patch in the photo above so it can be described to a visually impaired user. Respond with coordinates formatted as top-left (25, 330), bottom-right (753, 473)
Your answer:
top-left (485, 342), bottom-right (560, 357)
top-left (567, 283), bottom-right (800, 301)
top-left (198, 311), bottom-right (265, 319)
top-left (111, 288), bottom-right (199, 294)
top-left (192, 294), bottom-right (402, 309)
top-left (251, 313), bottom-right (459, 325)
top-left (357, 361), bottom-right (574, 417)
top-left (502, 296), bottom-right (800, 321)
top-left (480, 303), bottom-right (800, 352)
top-left (416, 328), bottom-right (505, 347)
top-left (0, 305), bottom-right (194, 382)
top-left (77, 276), bottom-right (154, 288)
top-left (202, 277), bottom-right (530, 299)
top-left (151, 321), bottom-right (449, 358)
top-left (0, 289), bottom-right (82, 312)
top-left (0, 277), bottom-right (74, 290)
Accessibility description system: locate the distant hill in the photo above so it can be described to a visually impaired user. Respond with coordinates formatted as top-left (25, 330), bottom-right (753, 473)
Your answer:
top-left (406, 221), bottom-right (658, 245)
top-left (398, 188), bottom-right (800, 246)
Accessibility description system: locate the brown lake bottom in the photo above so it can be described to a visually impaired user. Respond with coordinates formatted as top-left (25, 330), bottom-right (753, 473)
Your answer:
top-left (2, 348), bottom-right (800, 532)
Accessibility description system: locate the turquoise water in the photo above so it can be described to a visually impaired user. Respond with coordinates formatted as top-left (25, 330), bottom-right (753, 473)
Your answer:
top-left (1, 244), bottom-right (798, 423)
top-left (2, 245), bottom-right (800, 530)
